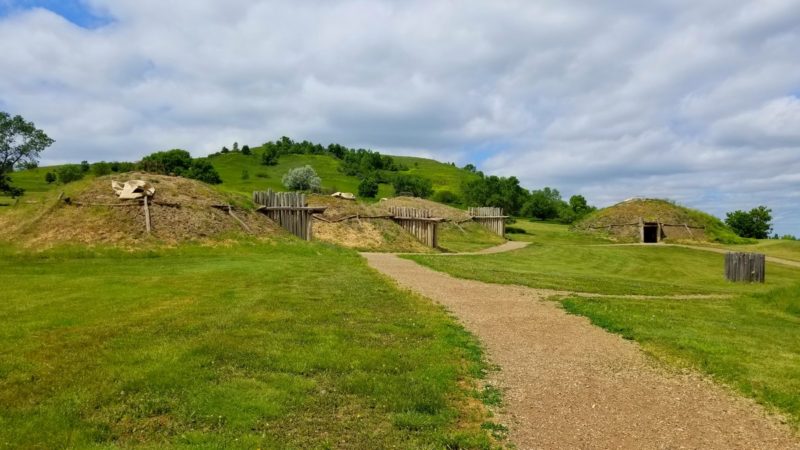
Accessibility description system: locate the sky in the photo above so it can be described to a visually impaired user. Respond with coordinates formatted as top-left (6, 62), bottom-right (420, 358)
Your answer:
top-left (1, 0), bottom-right (799, 235)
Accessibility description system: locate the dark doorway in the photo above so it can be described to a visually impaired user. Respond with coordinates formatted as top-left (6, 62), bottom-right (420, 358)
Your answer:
top-left (643, 223), bottom-right (659, 243)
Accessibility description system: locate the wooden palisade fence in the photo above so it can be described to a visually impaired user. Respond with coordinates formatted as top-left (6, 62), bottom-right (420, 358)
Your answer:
top-left (724, 252), bottom-right (765, 283)
top-left (389, 207), bottom-right (444, 248)
top-left (253, 190), bottom-right (326, 240)
top-left (469, 207), bottom-right (507, 237)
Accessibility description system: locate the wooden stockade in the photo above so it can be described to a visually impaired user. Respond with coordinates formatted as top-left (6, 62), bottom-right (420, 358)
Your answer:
top-left (725, 252), bottom-right (766, 283)
top-left (253, 190), bottom-right (326, 240)
top-left (469, 207), bottom-right (507, 237)
top-left (389, 207), bottom-right (444, 247)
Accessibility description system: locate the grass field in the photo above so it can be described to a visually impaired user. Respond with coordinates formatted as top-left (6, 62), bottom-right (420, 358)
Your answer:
top-left (409, 222), bottom-right (799, 296)
top-left (0, 242), bottom-right (497, 448)
top-left (407, 220), bottom-right (800, 425)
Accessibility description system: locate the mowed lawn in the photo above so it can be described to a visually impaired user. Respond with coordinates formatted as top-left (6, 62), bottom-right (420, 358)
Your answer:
top-left (408, 220), bottom-right (800, 426)
top-left (0, 242), bottom-right (494, 449)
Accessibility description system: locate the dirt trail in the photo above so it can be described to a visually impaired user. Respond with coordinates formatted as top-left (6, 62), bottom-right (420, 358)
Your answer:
top-left (363, 252), bottom-right (799, 449)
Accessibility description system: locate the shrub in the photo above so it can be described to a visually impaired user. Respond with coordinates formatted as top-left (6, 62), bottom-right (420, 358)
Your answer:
top-left (56, 164), bottom-right (85, 183)
top-left (221, 146), bottom-right (230, 154)
top-left (358, 176), bottom-right (379, 198)
top-left (431, 190), bottom-right (459, 205)
top-left (255, 172), bottom-right (269, 178)
top-left (392, 174), bottom-right (432, 198)
top-left (44, 172), bottom-right (56, 184)
top-left (80, 160), bottom-right (90, 172)
top-left (241, 145), bottom-right (251, 155)
top-left (241, 169), bottom-right (249, 180)
top-left (92, 161), bottom-right (112, 176)
top-left (282, 165), bottom-right (321, 191)
top-left (184, 158), bottom-right (222, 184)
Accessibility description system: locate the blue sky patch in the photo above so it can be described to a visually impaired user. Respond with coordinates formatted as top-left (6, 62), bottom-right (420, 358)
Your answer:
top-left (0, 0), bottom-right (111, 28)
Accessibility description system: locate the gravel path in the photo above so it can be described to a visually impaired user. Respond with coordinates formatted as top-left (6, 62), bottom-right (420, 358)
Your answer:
top-left (363, 252), bottom-right (799, 449)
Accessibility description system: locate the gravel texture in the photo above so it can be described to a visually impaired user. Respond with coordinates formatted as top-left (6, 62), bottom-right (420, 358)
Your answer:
top-left (363, 250), bottom-right (799, 449)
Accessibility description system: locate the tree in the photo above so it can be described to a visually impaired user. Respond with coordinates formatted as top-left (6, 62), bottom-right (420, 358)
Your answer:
top-left (522, 187), bottom-right (564, 220)
top-left (140, 149), bottom-right (193, 175)
top-left (392, 174), bottom-right (433, 198)
top-left (44, 172), bottom-right (56, 184)
top-left (261, 144), bottom-right (279, 165)
top-left (463, 163), bottom-right (477, 173)
top-left (92, 161), bottom-right (112, 176)
top-left (56, 164), bottom-right (85, 184)
top-left (232, 142), bottom-right (239, 152)
top-left (725, 206), bottom-right (773, 239)
top-left (241, 145), bottom-right (251, 155)
top-left (358, 176), bottom-right (379, 198)
top-left (184, 158), bottom-right (222, 184)
top-left (282, 165), bottom-right (321, 191)
top-left (462, 175), bottom-right (528, 215)
top-left (221, 146), bottom-right (230, 154)
top-left (0, 112), bottom-right (54, 196)
top-left (80, 160), bottom-right (90, 172)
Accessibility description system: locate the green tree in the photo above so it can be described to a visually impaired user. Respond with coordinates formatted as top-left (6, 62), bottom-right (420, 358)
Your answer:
top-left (522, 187), bottom-right (564, 220)
top-left (0, 112), bottom-right (54, 196)
top-left (184, 158), bottom-right (222, 184)
top-left (232, 142), bottom-right (239, 152)
top-left (261, 143), bottom-right (279, 165)
top-left (80, 160), bottom-right (90, 172)
top-left (44, 172), bottom-right (56, 184)
top-left (140, 149), bottom-right (193, 175)
top-left (282, 165), bottom-right (321, 191)
top-left (56, 164), bottom-right (85, 184)
top-left (358, 176), bottom-right (379, 198)
top-left (241, 145), bottom-right (251, 155)
top-left (92, 162), bottom-right (112, 176)
top-left (221, 146), bottom-right (230, 154)
top-left (392, 174), bottom-right (433, 198)
top-left (725, 206), bottom-right (773, 239)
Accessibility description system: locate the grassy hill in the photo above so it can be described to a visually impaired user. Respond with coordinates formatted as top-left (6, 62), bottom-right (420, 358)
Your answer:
top-left (208, 148), bottom-right (479, 201)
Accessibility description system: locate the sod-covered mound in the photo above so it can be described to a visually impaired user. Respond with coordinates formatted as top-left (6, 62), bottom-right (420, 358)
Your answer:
top-left (574, 198), bottom-right (744, 244)
top-left (11, 173), bottom-right (281, 247)
top-left (309, 195), bottom-right (504, 252)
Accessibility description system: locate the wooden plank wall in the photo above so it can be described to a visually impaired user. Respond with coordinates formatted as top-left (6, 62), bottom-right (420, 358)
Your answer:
top-left (389, 207), bottom-right (440, 247)
top-left (469, 206), bottom-right (506, 236)
top-left (252, 189), bottom-right (313, 240)
top-left (724, 252), bottom-right (766, 283)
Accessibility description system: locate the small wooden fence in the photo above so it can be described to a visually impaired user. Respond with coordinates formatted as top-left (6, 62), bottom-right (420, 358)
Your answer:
top-left (253, 190), bottom-right (326, 240)
top-left (469, 207), bottom-right (507, 236)
top-left (389, 207), bottom-right (444, 247)
top-left (725, 252), bottom-right (765, 283)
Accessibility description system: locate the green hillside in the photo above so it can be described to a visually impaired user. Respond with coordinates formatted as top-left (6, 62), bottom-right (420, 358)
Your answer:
top-left (208, 147), bottom-right (479, 201)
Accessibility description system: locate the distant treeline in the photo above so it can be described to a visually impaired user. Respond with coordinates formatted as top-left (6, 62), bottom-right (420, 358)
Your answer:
top-left (255, 136), bottom-right (408, 179)
top-left (459, 169), bottom-right (596, 224)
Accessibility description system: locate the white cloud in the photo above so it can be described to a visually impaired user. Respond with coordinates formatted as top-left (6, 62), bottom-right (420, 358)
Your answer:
top-left (0, 0), bottom-right (799, 234)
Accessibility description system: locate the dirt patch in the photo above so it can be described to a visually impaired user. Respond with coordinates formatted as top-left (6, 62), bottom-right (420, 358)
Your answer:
top-left (379, 196), bottom-right (471, 222)
top-left (364, 253), bottom-right (800, 449)
top-left (17, 173), bottom-right (281, 247)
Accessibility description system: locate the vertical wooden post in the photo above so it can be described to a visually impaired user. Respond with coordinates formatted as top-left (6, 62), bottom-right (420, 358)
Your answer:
top-left (143, 196), bottom-right (151, 234)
